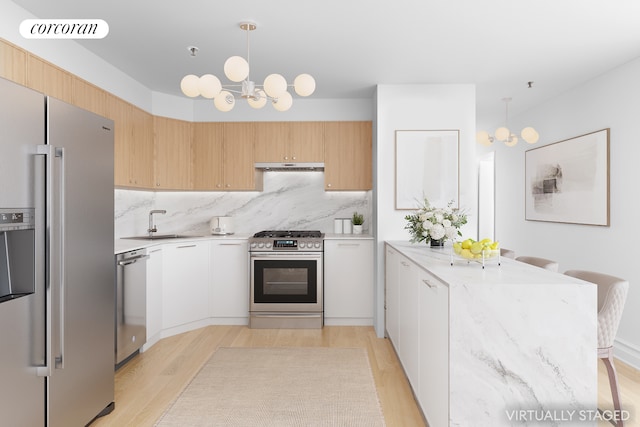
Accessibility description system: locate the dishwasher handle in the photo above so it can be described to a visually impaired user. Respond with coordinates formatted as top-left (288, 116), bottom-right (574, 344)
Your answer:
top-left (117, 254), bottom-right (149, 266)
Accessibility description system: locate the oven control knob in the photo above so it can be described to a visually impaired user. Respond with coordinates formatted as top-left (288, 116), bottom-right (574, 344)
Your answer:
top-left (265, 242), bottom-right (272, 248)
top-left (250, 242), bottom-right (257, 249)
top-left (258, 242), bottom-right (265, 248)
top-left (314, 242), bottom-right (321, 249)
top-left (299, 242), bottom-right (306, 248)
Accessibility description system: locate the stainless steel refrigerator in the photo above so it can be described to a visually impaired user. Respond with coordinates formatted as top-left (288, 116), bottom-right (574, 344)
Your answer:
top-left (0, 77), bottom-right (115, 426)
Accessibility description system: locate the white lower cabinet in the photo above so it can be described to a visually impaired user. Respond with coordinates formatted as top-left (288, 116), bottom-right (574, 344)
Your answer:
top-left (418, 269), bottom-right (449, 427)
top-left (323, 239), bottom-right (374, 325)
top-left (384, 246), bottom-right (400, 343)
top-left (162, 241), bottom-right (209, 330)
top-left (397, 255), bottom-right (420, 391)
top-left (143, 246), bottom-right (163, 350)
top-left (209, 240), bottom-right (249, 323)
top-left (385, 243), bottom-right (450, 426)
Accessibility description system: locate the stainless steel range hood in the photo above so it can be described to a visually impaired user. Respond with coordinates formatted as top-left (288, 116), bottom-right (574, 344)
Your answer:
top-left (255, 162), bottom-right (324, 171)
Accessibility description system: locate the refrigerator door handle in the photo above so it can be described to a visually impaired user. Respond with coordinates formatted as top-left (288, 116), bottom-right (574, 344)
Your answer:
top-left (55, 147), bottom-right (65, 370)
top-left (35, 146), bottom-right (50, 377)
top-left (35, 145), bottom-right (66, 373)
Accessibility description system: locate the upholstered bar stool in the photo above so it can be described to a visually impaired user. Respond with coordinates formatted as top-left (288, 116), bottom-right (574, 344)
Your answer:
top-left (500, 248), bottom-right (516, 259)
top-left (564, 270), bottom-right (629, 427)
top-left (515, 255), bottom-right (559, 272)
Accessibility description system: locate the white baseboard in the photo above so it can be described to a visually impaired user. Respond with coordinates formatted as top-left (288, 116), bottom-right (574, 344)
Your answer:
top-left (159, 318), bottom-right (212, 340)
top-left (614, 337), bottom-right (640, 370)
top-left (324, 317), bottom-right (373, 326)
top-left (209, 316), bottom-right (249, 326)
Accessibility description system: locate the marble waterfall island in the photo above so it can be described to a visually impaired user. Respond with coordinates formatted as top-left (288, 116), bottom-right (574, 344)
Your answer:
top-left (385, 241), bottom-right (598, 426)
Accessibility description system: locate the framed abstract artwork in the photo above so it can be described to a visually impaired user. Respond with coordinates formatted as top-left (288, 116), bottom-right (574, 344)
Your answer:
top-left (395, 130), bottom-right (459, 210)
top-left (525, 128), bottom-right (610, 226)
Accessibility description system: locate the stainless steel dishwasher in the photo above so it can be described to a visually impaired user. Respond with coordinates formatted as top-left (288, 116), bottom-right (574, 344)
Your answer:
top-left (115, 249), bottom-right (148, 368)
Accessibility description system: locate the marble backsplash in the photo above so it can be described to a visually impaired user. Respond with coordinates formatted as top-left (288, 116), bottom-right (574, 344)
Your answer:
top-left (115, 171), bottom-right (372, 238)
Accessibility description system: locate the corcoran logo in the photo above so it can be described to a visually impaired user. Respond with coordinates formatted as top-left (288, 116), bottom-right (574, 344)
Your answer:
top-left (19, 19), bottom-right (109, 39)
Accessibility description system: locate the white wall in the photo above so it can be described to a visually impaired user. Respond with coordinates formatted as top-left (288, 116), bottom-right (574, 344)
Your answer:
top-left (482, 57), bottom-right (640, 368)
top-left (374, 84), bottom-right (477, 337)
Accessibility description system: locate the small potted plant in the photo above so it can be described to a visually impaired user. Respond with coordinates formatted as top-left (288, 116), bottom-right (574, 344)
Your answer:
top-left (352, 212), bottom-right (364, 234)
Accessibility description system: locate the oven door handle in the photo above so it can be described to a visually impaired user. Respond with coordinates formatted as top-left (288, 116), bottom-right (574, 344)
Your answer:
top-left (252, 313), bottom-right (322, 318)
top-left (250, 252), bottom-right (322, 259)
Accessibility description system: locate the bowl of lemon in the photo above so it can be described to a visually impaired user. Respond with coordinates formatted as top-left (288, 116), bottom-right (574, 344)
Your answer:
top-left (451, 238), bottom-right (500, 268)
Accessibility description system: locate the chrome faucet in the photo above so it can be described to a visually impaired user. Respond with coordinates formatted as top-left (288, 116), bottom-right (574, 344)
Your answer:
top-left (148, 210), bottom-right (167, 236)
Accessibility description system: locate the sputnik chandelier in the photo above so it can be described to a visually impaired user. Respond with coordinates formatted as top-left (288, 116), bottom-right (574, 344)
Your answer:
top-left (476, 97), bottom-right (539, 147)
top-left (180, 22), bottom-right (315, 112)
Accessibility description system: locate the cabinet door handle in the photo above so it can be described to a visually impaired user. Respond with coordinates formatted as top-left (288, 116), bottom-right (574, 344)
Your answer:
top-left (177, 244), bottom-right (196, 249)
top-left (401, 261), bottom-right (410, 267)
top-left (338, 243), bottom-right (360, 247)
top-left (422, 278), bottom-right (440, 289)
top-left (219, 243), bottom-right (242, 246)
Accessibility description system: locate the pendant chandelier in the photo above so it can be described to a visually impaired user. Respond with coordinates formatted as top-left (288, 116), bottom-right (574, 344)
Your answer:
top-left (180, 22), bottom-right (315, 112)
top-left (476, 97), bottom-right (539, 147)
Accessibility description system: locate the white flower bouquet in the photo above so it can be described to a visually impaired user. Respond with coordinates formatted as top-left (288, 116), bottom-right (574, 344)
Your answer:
top-left (404, 198), bottom-right (467, 245)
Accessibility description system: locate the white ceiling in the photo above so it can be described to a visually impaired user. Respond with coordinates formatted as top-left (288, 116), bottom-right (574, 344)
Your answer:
top-left (12, 0), bottom-right (640, 124)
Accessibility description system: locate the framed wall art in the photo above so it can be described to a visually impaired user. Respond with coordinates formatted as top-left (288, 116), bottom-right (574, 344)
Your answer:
top-left (395, 130), bottom-right (459, 210)
top-left (525, 128), bottom-right (610, 226)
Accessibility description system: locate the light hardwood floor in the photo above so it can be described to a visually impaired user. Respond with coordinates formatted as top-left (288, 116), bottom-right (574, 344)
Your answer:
top-left (92, 325), bottom-right (639, 427)
top-left (92, 326), bottom-right (426, 427)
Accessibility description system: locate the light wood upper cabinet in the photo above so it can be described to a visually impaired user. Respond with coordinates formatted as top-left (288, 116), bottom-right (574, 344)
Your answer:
top-left (0, 39), bottom-right (27, 85)
top-left (324, 121), bottom-right (372, 191)
top-left (154, 116), bottom-right (192, 190)
top-left (192, 122), bottom-right (224, 190)
top-left (254, 122), bottom-right (289, 162)
top-left (290, 121), bottom-right (324, 162)
top-left (108, 94), bottom-right (132, 187)
top-left (254, 121), bottom-right (324, 163)
top-left (26, 54), bottom-right (72, 103)
top-left (129, 107), bottom-right (154, 188)
top-left (72, 78), bottom-right (107, 117)
top-left (223, 122), bottom-right (261, 190)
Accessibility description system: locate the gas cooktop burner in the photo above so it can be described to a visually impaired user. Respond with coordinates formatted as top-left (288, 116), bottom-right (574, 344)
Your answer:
top-left (252, 230), bottom-right (323, 238)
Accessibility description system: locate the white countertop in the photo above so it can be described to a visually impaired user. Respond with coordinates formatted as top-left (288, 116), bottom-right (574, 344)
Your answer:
top-left (116, 232), bottom-right (373, 254)
top-left (115, 234), bottom-right (251, 254)
top-left (385, 240), bottom-right (589, 288)
top-left (323, 233), bottom-right (373, 240)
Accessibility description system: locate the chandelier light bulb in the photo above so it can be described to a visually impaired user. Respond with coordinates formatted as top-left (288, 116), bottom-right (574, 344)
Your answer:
top-left (214, 90), bottom-right (235, 112)
top-left (504, 135), bottom-right (518, 147)
top-left (198, 74), bottom-right (222, 99)
top-left (248, 90), bottom-right (267, 109)
top-left (521, 127), bottom-right (539, 144)
top-left (272, 91), bottom-right (293, 111)
top-left (495, 127), bottom-right (510, 141)
top-left (263, 74), bottom-right (288, 97)
top-left (294, 73), bottom-right (316, 96)
top-left (224, 56), bottom-right (249, 82)
top-left (475, 130), bottom-right (493, 146)
top-left (180, 74), bottom-right (200, 97)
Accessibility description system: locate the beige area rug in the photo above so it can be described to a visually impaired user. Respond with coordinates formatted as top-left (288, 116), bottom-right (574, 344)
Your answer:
top-left (155, 347), bottom-right (386, 427)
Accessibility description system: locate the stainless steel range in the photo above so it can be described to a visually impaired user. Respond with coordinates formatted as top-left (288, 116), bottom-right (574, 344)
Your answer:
top-left (249, 230), bottom-right (324, 329)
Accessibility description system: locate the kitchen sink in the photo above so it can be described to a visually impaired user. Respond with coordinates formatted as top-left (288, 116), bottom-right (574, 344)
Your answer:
top-left (122, 234), bottom-right (199, 240)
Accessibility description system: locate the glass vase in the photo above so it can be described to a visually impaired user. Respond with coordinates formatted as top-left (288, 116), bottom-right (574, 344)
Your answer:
top-left (430, 239), bottom-right (444, 247)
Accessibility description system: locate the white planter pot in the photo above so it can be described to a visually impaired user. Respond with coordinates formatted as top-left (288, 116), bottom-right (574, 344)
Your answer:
top-left (353, 224), bottom-right (363, 234)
